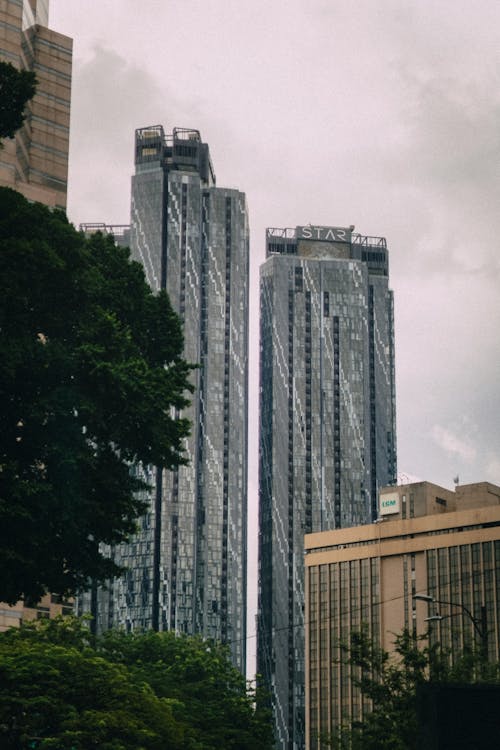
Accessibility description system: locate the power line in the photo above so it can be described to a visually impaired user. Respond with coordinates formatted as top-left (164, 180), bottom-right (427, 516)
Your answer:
top-left (226, 563), bottom-right (496, 649)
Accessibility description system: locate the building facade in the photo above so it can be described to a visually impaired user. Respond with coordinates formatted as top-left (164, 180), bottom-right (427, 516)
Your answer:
top-left (0, 0), bottom-right (72, 209)
top-left (0, 594), bottom-right (73, 632)
top-left (257, 225), bottom-right (397, 749)
top-left (305, 481), bottom-right (500, 749)
top-left (81, 126), bottom-right (249, 673)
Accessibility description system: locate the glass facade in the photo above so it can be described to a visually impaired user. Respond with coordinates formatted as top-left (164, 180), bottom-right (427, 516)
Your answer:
top-left (83, 126), bottom-right (249, 673)
top-left (257, 227), bottom-right (396, 749)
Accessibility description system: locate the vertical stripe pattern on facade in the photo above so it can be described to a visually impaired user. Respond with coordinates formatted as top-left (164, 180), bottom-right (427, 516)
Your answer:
top-left (82, 127), bottom-right (248, 674)
top-left (258, 228), bottom-right (396, 750)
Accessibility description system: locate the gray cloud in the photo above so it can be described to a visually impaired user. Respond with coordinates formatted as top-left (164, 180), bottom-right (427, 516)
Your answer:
top-left (432, 425), bottom-right (477, 464)
top-left (67, 47), bottom-right (163, 223)
top-left (54, 0), bottom-right (500, 488)
top-left (67, 46), bottom-right (211, 224)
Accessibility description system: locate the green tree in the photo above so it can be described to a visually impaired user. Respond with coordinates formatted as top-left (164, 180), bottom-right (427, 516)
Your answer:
top-left (330, 627), bottom-right (500, 750)
top-left (0, 61), bottom-right (36, 141)
top-left (0, 626), bottom-right (185, 749)
top-left (97, 628), bottom-right (274, 750)
top-left (0, 187), bottom-right (194, 604)
top-left (0, 617), bottom-right (274, 750)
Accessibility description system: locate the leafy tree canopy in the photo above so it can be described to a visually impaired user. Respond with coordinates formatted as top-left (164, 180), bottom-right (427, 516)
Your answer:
top-left (329, 627), bottom-right (500, 750)
top-left (0, 61), bottom-right (36, 141)
top-left (0, 619), bottom-right (184, 749)
top-left (96, 627), bottom-right (274, 750)
top-left (0, 617), bottom-right (274, 750)
top-left (0, 187), bottom-right (194, 604)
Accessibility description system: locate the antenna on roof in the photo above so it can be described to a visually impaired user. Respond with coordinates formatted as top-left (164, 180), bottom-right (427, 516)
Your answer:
top-left (453, 475), bottom-right (459, 486)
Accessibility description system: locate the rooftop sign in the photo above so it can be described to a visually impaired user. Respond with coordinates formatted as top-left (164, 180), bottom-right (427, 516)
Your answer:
top-left (296, 225), bottom-right (352, 243)
top-left (379, 493), bottom-right (400, 516)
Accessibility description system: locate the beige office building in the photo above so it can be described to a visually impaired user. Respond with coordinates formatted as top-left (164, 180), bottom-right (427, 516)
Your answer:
top-left (0, 596), bottom-right (73, 631)
top-left (305, 481), bottom-right (500, 749)
top-left (0, 1), bottom-right (72, 630)
top-left (0, 0), bottom-right (72, 209)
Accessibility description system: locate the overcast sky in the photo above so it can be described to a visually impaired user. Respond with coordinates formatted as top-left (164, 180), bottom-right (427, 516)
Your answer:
top-left (50, 0), bottom-right (500, 671)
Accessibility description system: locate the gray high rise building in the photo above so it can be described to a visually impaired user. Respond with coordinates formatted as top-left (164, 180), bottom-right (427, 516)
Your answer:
top-left (83, 126), bottom-right (249, 673)
top-left (257, 225), bottom-right (397, 748)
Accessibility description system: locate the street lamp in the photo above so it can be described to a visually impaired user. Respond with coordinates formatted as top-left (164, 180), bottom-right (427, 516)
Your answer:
top-left (414, 593), bottom-right (488, 663)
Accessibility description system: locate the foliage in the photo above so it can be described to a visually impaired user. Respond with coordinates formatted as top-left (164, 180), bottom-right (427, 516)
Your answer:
top-left (0, 617), bottom-right (274, 750)
top-left (0, 188), bottom-right (194, 604)
top-left (0, 624), bottom-right (184, 749)
top-left (97, 628), bottom-right (274, 750)
top-left (330, 627), bottom-right (500, 750)
top-left (0, 61), bottom-right (37, 141)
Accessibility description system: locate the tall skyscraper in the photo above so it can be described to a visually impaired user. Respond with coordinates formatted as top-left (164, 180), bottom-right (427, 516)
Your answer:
top-left (257, 225), bottom-right (397, 749)
top-left (84, 126), bottom-right (249, 673)
top-left (0, 0), bottom-right (72, 209)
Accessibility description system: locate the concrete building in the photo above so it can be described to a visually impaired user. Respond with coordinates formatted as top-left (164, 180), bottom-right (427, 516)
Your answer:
top-left (257, 225), bottom-right (397, 749)
top-left (81, 126), bottom-right (249, 674)
top-left (0, 0), bottom-right (72, 209)
top-left (305, 480), bottom-right (500, 749)
top-left (0, 595), bottom-right (73, 632)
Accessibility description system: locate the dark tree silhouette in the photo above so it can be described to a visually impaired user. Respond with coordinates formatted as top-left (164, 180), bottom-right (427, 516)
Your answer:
top-left (0, 61), bottom-right (36, 141)
top-left (0, 187), bottom-right (194, 603)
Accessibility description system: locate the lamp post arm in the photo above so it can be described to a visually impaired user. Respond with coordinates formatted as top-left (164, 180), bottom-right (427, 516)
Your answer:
top-left (432, 598), bottom-right (484, 639)
top-left (414, 593), bottom-right (489, 668)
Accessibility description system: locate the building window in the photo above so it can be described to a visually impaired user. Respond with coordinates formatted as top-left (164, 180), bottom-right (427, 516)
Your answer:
top-left (323, 291), bottom-right (330, 317)
top-left (295, 265), bottom-right (303, 291)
